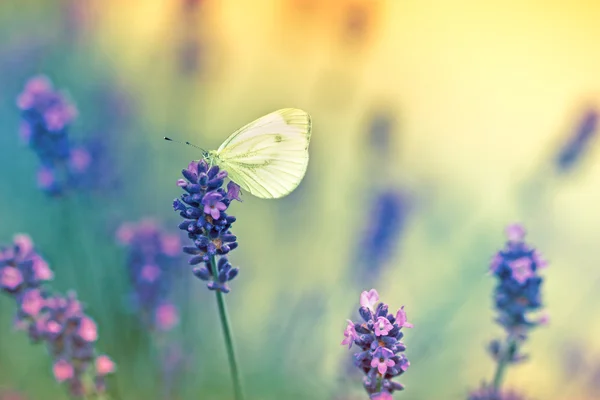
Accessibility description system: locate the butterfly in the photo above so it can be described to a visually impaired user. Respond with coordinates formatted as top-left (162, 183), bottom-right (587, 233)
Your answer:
top-left (170, 108), bottom-right (312, 199)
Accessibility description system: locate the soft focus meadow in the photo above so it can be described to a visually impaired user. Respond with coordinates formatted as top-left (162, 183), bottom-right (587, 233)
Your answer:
top-left (2, 1), bottom-right (600, 399)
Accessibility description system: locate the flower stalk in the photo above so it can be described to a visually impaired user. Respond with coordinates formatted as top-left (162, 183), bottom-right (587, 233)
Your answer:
top-left (173, 160), bottom-right (244, 399)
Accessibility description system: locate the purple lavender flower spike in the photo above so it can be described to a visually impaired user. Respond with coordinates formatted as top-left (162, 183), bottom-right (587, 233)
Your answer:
top-left (16, 75), bottom-right (93, 195)
top-left (343, 289), bottom-right (412, 398)
top-left (490, 224), bottom-right (548, 333)
top-left (1, 234), bottom-right (115, 397)
top-left (116, 219), bottom-right (182, 331)
top-left (356, 190), bottom-right (409, 285)
top-left (555, 108), bottom-right (598, 173)
top-left (470, 223), bottom-right (548, 398)
top-left (173, 159), bottom-right (242, 291)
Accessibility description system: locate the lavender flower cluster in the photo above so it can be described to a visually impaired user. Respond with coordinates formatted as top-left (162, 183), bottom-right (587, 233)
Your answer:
top-left (173, 159), bottom-right (242, 292)
top-left (489, 224), bottom-right (548, 336)
top-left (16, 75), bottom-right (92, 195)
top-left (467, 224), bottom-right (549, 399)
top-left (0, 234), bottom-right (115, 397)
top-left (342, 289), bottom-right (412, 399)
top-left (116, 219), bottom-right (183, 331)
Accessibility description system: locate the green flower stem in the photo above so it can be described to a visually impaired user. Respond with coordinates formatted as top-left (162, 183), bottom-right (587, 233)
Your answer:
top-left (491, 336), bottom-right (517, 393)
top-left (210, 255), bottom-right (244, 400)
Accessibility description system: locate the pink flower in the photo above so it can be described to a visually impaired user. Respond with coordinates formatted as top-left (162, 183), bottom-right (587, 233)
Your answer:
top-left (509, 257), bottom-right (534, 284)
top-left (68, 147), bottom-right (91, 173)
top-left (32, 257), bottom-right (53, 281)
top-left (370, 347), bottom-right (395, 375)
top-left (77, 316), bottom-right (98, 342)
top-left (537, 312), bottom-right (550, 325)
top-left (0, 267), bottom-right (23, 291)
top-left (13, 234), bottom-right (33, 255)
top-left (53, 360), bottom-right (74, 382)
top-left (532, 250), bottom-right (548, 269)
top-left (398, 357), bottom-right (410, 371)
top-left (155, 303), bottom-right (179, 331)
top-left (116, 223), bottom-right (134, 245)
top-left (46, 320), bottom-right (62, 335)
top-left (202, 193), bottom-right (227, 219)
top-left (16, 76), bottom-right (52, 109)
top-left (95, 355), bottom-right (116, 376)
top-left (374, 316), bottom-right (393, 336)
top-left (341, 320), bottom-right (358, 349)
top-left (140, 264), bottom-right (161, 282)
top-left (505, 224), bottom-right (526, 242)
top-left (395, 306), bottom-right (413, 329)
top-left (360, 289), bottom-right (379, 311)
top-left (160, 234), bottom-right (181, 257)
top-left (37, 167), bottom-right (55, 189)
top-left (21, 289), bottom-right (44, 316)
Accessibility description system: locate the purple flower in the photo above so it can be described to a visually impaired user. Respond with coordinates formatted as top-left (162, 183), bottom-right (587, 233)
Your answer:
top-left (16, 75), bottom-right (93, 196)
top-left (367, 112), bottom-right (394, 155)
top-left (116, 219), bottom-right (183, 331)
top-left (474, 224), bottom-right (548, 399)
top-left (342, 289), bottom-right (412, 397)
top-left (507, 258), bottom-right (534, 284)
top-left (360, 289), bottom-right (379, 311)
top-left (341, 320), bottom-right (358, 349)
top-left (0, 235), bottom-right (115, 398)
top-left (0, 234), bottom-right (52, 295)
top-left (490, 224), bottom-right (548, 332)
top-left (173, 159), bottom-right (242, 292)
top-left (226, 181), bottom-right (242, 202)
top-left (202, 192), bottom-right (228, 219)
top-left (374, 317), bottom-right (393, 336)
top-left (370, 347), bottom-right (395, 374)
top-left (395, 306), bottom-right (413, 329)
top-left (555, 108), bottom-right (598, 173)
top-left (355, 190), bottom-right (409, 285)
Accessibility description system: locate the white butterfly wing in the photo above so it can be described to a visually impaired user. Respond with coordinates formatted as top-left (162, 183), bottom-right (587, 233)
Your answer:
top-left (215, 108), bottom-right (312, 199)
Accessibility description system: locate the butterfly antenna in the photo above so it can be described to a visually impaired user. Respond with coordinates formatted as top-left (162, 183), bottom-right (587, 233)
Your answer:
top-left (164, 136), bottom-right (207, 153)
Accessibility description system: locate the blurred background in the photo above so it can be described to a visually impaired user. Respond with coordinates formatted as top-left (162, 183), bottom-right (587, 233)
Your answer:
top-left (1, 1), bottom-right (600, 399)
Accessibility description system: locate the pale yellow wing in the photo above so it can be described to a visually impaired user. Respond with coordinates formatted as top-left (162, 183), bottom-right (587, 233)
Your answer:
top-left (215, 108), bottom-right (311, 199)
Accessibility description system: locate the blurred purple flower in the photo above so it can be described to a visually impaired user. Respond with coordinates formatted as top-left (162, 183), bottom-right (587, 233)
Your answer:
top-left (16, 75), bottom-right (94, 196)
top-left (342, 289), bottom-right (412, 398)
top-left (355, 190), bottom-right (409, 284)
top-left (173, 160), bottom-right (241, 292)
top-left (555, 108), bottom-right (598, 172)
top-left (490, 224), bottom-right (548, 334)
top-left (116, 219), bottom-right (183, 331)
top-left (367, 112), bottom-right (394, 155)
top-left (473, 224), bottom-right (548, 399)
top-left (0, 234), bottom-right (115, 398)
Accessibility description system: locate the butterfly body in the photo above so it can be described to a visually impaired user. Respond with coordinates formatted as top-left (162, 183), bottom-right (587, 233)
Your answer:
top-left (203, 108), bottom-right (312, 199)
